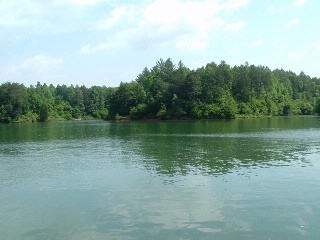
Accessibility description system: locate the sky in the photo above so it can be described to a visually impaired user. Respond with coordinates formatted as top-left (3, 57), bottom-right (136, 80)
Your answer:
top-left (0, 0), bottom-right (319, 87)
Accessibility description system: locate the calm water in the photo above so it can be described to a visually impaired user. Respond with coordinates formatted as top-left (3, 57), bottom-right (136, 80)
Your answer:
top-left (0, 117), bottom-right (320, 239)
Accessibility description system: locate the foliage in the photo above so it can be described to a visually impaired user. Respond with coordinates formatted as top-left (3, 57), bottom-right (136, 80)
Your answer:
top-left (1, 58), bottom-right (320, 123)
top-left (315, 98), bottom-right (320, 115)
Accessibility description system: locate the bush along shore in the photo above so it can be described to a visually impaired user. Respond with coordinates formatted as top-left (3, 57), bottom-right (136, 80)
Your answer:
top-left (1, 59), bottom-right (320, 123)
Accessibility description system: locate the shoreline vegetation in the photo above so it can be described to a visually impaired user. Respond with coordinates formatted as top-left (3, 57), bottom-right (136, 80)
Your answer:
top-left (1, 58), bottom-right (320, 123)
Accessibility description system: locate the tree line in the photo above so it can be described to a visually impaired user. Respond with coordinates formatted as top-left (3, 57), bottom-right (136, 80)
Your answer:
top-left (1, 58), bottom-right (320, 123)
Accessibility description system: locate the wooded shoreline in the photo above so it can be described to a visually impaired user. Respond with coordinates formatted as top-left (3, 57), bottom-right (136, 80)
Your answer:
top-left (1, 59), bottom-right (320, 123)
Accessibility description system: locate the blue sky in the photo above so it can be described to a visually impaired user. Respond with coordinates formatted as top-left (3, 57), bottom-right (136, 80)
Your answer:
top-left (1, 0), bottom-right (319, 87)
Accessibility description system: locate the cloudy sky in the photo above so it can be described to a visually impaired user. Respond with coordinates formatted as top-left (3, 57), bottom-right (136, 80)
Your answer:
top-left (0, 0), bottom-right (319, 87)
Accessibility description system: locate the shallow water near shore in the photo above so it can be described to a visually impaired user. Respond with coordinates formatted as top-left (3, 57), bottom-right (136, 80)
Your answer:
top-left (0, 116), bottom-right (320, 239)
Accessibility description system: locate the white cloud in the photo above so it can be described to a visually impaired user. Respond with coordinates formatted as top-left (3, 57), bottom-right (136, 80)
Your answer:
top-left (10, 55), bottom-right (63, 72)
top-left (4, 55), bottom-right (64, 85)
top-left (176, 37), bottom-right (210, 50)
top-left (287, 18), bottom-right (300, 26)
top-left (313, 41), bottom-right (320, 52)
top-left (66, 0), bottom-right (102, 6)
top-left (138, 0), bottom-right (216, 42)
top-left (287, 51), bottom-right (305, 60)
top-left (134, 0), bottom-right (223, 50)
top-left (294, 0), bottom-right (306, 7)
top-left (81, 30), bottom-right (130, 54)
top-left (81, 43), bottom-right (113, 54)
top-left (224, 21), bottom-right (245, 31)
top-left (130, 0), bottom-right (246, 51)
top-left (223, 0), bottom-right (250, 11)
top-left (81, 0), bottom-right (249, 53)
top-left (96, 6), bottom-right (135, 30)
top-left (0, 1), bottom-right (42, 27)
top-left (268, 5), bottom-right (287, 13)
top-left (284, 43), bottom-right (320, 78)
top-left (250, 39), bottom-right (264, 46)
top-left (140, 0), bottom-right (227, 49)
top-left (0, 1), bottom-right (97, 34)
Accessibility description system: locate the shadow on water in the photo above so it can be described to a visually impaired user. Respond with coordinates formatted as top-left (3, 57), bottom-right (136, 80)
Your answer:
top-left (0, 120), bottom-right (112, 143)
top-left (0, 117), bottom-right (319, 181)
top-left (1, 117), bottom-right (320, 239)
top-left (114, 116), bottom-right (320, 178)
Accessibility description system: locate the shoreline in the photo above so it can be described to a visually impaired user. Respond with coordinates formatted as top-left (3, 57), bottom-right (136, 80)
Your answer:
top-left (1, 114), bottom-right (317, 124)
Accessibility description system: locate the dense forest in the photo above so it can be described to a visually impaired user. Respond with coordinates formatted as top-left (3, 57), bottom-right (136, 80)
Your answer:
top-left (1, 59), bottom-right (320, 123)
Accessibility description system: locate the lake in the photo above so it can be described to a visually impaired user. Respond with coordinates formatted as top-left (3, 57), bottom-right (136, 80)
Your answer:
top-left (0, 116), bottom-right (319, 239)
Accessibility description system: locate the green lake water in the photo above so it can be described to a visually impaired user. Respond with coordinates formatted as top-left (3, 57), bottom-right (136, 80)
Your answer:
top-left (0, 116), bottom-right (319, 239)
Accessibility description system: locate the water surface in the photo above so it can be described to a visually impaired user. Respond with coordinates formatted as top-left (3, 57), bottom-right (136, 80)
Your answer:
top-left (0, 117), bottom-right (319, 239)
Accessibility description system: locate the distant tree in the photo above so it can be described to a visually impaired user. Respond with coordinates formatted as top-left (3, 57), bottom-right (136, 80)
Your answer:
top-left (1, 58), bottom-right (320, 122)
top-left (314, 97), bottom-right (320, 115)
top-left (109, 82), bottom-right (146, 117)
top-left (232, 64), bottom-right (251, 103)
top-left (0, 82), bottom-right (29, 122)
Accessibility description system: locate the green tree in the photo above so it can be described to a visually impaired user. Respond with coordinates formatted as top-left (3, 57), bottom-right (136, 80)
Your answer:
top-left (109, 82), bottom-right (146, 117)
top-left (0, 82), bottom-right (29, 122)
top-left (232, 64), bottom-right (251, 103)
top-left (314, 97), bottom-right (320, 115)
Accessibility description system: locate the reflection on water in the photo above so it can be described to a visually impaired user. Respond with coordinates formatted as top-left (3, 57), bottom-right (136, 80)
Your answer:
top-left (0, 117), bottom-right (320, 239)
top-left (135, 129), bottom-right (318, 178)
